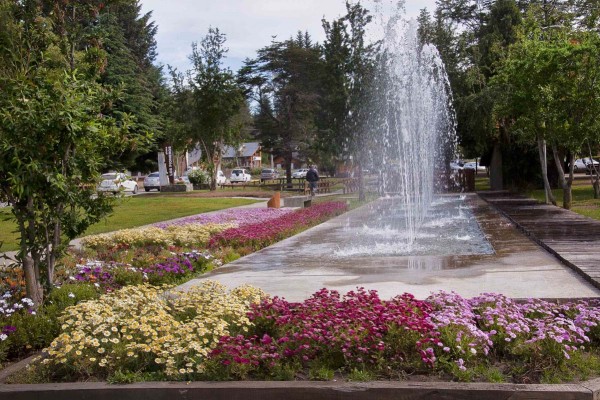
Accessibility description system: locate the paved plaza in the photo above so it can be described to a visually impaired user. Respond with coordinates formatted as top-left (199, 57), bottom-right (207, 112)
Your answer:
top-left (180, 194), bottom-right (600, 300)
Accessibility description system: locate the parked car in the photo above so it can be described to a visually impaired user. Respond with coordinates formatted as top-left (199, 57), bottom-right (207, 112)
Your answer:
top-left (98, 173), bottom-right (138, 194)
top-left (143, 172), bottom-right (161, 192)
top-left (216, 170), bottom-right (227, 185)
top-left (229, 168), bottom-right (252, 183)
top-left (574, 158), bottom-right (600, 173)
top-left (292, 168), bottom-right (309, 178)
top-left (260, 168), bottom-right (280, 182)
top-left (463, 162), bottom-right (486, 172)
top-left (449, 161), bottom-right (464, 171)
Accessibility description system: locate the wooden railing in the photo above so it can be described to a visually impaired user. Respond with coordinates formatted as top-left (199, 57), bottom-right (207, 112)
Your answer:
top-left (302, 179), bottom-right (335, 195)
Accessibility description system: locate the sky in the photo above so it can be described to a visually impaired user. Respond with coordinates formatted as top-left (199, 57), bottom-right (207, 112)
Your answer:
top-left (139, 0), bottom-right (438, 73)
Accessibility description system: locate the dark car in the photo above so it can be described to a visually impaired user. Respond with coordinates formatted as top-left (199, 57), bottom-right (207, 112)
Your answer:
top-left (260, 168), bottom-right (280, 182)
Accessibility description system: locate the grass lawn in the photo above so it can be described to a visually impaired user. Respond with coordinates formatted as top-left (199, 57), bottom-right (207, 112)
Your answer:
top-left (0, 195), bottom-right (260, 252)
top-left (528, 182), bottom-right (600, 220)
top-left (475, 175), bottom-right (490, 191)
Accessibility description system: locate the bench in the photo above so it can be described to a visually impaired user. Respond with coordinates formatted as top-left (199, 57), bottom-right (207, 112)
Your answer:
top-left (283, 195), bottom-right (312, 208)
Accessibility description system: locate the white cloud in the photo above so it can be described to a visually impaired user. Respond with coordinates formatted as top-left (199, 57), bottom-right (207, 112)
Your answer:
top-left (140, 0), bottom-right (437, 72)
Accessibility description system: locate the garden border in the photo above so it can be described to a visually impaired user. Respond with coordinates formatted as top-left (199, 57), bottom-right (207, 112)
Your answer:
top-left (1, 378), bottom-right (600, 400)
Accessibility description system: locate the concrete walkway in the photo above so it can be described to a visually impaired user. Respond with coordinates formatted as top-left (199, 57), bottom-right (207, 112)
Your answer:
top-left (179, 194), bottom-right (600, 301)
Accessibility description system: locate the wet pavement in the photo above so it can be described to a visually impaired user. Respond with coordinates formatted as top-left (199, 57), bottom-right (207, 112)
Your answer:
top-left (179, 194), bottom-right (600, 301)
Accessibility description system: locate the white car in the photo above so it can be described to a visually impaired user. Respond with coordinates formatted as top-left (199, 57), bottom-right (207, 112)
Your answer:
top-left (216, 170), bottom-right (227, 185)
top-left (292, 168), bottom-right (309, 178)
top-left (449, 161), bottom-right (463, 171)
top-left (229, 168), bottom-right (251, 183)
top-left (98, 173), bottom-right (138, 194)
top-left (143, 172), bottom-right (161, 192)
top-left (574, 158), bottom-right (600, 173)
top-left (463, 162), bottom-right (486, 172)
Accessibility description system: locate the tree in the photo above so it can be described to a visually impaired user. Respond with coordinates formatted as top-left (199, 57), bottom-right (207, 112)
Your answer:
top-left (429, 0), bottom-right (525, 189)
top-left (95, 1), bottom-right (165, 172)
top-left (492, 12), bottom-right (600, 208)
top-left (171, 28), bottom-right (247, 190)
top-left (320, 2), bottom-right (376, 199)
top-left (239, 33), bottom-right (323, 183)
top-left (0, 0), bottom-right (136, 305)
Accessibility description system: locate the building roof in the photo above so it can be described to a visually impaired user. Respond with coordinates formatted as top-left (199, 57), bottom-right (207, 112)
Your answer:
top-left (222, 142), bottom-right (260, 158)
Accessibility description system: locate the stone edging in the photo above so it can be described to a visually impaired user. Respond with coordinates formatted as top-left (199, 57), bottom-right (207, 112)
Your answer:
top-left (1, 379), bottom-right (600, 400)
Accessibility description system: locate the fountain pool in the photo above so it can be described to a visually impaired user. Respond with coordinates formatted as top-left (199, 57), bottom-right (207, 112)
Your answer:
top-left (333, 195), bottom-right (494, 258)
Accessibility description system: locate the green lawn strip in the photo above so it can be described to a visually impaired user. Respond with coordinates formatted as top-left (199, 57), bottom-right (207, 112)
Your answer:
top-left (527, 185), bottom-right (600, 220)
top-left (475, 176), bottom-right (490, 191)
top-left (0, 196), bottom-right (260, 252)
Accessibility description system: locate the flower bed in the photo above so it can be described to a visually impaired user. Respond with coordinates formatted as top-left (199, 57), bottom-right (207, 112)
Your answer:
top-left (30, 282), bottom-right (267, 381)
top-left (17, 286), bottom-right (600, 384)
top-left (71, 250), bottom-right (219, 290)
top-left (81, 223), bottom-right (236, 249)
top-left (209, 202), bottom-right (348, 251)
top-left (0, 203), bottom-right (351, 367)
top-left (154, 208), bottom-right (293, 229)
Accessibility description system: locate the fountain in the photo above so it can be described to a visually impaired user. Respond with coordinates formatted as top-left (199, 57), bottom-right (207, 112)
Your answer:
top-left (342, 1), bottom-right (466, 253)
top-left (180, 2), bottom-right (600, 301)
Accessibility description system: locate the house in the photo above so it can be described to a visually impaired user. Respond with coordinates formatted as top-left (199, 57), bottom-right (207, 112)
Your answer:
top-left (222, 142), bottom-right (262, 168)
top-left (272, 152), bottom-right (304, 170)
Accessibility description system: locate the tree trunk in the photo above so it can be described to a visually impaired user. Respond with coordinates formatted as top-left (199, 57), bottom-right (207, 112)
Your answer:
top-left (22, 254), bottom-right (43, 306)
top-left (357, 160), bottom-right (365, 201)
top-left (210, 151), bottom-right (222, 191)
top-left (489, 143), bottom-right (503, 191)
top-left (551, 144), bottom-right (571, 210)
top-left (586, 142), bottom-right (600, 198)
top-left (285, 151), bottom-right (293, 186)
top-left (47, 212), bottom-right (63, 287)
top-left (537, 137), bottom-right (556, 205)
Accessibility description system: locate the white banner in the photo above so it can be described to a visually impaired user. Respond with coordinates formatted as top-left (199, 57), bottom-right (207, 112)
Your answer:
top-left (188, 145), bottom-right (202, 165)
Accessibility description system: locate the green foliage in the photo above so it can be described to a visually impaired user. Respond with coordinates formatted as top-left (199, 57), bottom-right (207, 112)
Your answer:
top-left (239, 33), bottom-right (324, 179)
top-left (221, 249), bottom-right (241, 264)
top-left (0, 284), bottom-right (99, 362)
top-left (113, 268), bottom-right (144, 287)
top-left (319, 2), bottom-right (376, 169)
top-left (347, 368), bottom-right (375, 382)
top-left (94, 3), bottom-right (163, 172)
top-left (170, 28), bottom-right (248, 190)
top-left (0, 0), bottom-right (155, 305)
top-left (187, 169), bottom-right (210, 185)
top-left (106, 370), bottom-right (146, 384)
top-left (308, 364), bottom-right (335, 381)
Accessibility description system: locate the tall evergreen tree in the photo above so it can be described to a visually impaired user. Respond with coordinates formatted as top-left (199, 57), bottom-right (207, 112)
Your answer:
top-left (239, 33), bottom-right (323, 182)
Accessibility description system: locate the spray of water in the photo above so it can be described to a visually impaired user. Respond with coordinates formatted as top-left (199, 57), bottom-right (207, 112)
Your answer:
top-left (367, 1), bottom-right (457, 244)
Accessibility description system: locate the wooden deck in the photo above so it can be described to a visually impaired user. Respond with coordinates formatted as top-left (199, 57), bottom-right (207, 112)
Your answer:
top-left (479, 191), bottom-right (600, 289)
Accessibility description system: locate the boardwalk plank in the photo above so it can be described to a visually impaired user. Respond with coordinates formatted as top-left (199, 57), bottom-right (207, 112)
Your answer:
top-left (479, 192), bottom-right (600, 291)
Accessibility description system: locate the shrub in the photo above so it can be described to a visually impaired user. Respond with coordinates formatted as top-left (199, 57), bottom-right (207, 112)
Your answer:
top-left (187, 169), bottom-right (210, 186)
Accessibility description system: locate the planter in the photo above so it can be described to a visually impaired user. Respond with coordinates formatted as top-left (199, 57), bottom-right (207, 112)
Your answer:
top-left (160, 184), bottom-right (192, 192)
top-left (2, 379), bottom-right (599, 400)
top-left (192, 183), bottom-right (210, 190)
